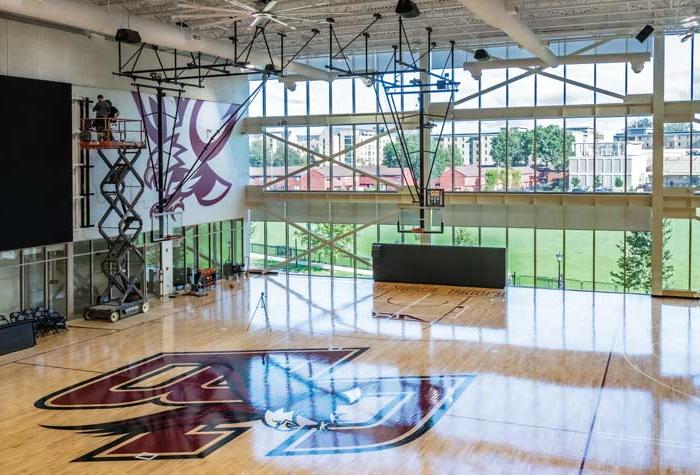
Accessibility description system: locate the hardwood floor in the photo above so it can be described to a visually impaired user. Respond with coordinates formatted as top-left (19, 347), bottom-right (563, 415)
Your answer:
top-left (1, 275), bottom-right (699, 474)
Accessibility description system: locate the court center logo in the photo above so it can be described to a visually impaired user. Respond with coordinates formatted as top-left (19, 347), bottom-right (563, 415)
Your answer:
top-left (35, 348), bottom-right (473, 462)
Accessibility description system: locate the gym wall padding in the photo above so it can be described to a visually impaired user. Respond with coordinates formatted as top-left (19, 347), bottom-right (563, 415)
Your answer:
top-left (372, 243), bottom-right (507, 288)
top-left (0, 75), bottom-right (72, 251)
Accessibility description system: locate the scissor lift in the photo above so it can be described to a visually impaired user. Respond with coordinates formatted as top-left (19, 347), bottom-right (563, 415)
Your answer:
top-left (81, 118), bottom-right (150, 322)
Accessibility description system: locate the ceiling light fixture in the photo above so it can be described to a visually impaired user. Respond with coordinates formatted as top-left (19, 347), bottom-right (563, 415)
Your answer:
top-left (395, 0), bottom-right (420, 19)
top-left (474, 48), bottom-right (490, 62)
top-left (115, 28), bottom-right (142, 44)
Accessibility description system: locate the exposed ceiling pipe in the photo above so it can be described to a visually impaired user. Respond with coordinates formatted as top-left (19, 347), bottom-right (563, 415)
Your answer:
top-left (457, 0), bottom-right (559, 67)
top-left (0, 0), bottom-right (337, 81)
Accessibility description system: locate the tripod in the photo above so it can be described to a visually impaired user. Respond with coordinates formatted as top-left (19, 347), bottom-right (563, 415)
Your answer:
top-left (246, 292), bottom-right (271, 331)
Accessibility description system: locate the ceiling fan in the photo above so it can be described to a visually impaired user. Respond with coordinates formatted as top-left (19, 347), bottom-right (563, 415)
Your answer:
top-left (176, 0), bottom-right (331, 31)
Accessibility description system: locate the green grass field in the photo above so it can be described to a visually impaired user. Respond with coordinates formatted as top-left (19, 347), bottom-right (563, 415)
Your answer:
top-left (251, 219), bottom-right (699, 293)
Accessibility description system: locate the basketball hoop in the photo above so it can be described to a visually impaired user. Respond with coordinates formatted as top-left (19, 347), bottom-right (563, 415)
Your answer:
top-left (159, 234), bottom-right (183, 245)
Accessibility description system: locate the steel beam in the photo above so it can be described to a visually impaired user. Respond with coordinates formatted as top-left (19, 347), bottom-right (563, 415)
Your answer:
top-left (243, 100), bottom-right (700, 130)
top-left (651, 34), bottom-right (665, 296)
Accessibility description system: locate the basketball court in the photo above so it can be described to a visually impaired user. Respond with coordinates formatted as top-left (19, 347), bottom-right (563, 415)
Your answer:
top-left (372, 282), bottom-right (505, 326)
top-left (0, 276), bottom-right (697, 473)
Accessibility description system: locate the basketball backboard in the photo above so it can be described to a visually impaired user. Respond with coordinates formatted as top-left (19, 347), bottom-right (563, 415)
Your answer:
top-left (151, 211), bottom-right (183, 242)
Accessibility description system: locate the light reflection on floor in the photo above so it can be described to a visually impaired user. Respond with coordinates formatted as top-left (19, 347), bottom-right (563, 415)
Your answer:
top-left (241, 275), bottom-right (700, 472)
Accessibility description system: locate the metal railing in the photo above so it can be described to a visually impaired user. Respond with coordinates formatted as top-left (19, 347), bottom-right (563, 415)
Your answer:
top-left (80, 118), bottom-right (146, 148)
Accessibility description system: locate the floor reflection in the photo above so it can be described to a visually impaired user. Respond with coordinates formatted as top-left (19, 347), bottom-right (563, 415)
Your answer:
top-left (242, 274), bottom-right (700, 471)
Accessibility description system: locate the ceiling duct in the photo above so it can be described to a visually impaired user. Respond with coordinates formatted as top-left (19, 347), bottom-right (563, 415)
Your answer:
top-left (457, 0), bottom-right (559, 67)
top-left (0, 0), bottom-right (337, 81)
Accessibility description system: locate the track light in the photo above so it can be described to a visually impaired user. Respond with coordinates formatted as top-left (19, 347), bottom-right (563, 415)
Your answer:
top-left (115, 28), bottom-right (142, 44)
top-left (635, 24), bottom-right (654, 43)
top-left (395, 0), bottom-right (420, 19)
top-left (474, 48), bottom-right (490, 62)
top-left (681, 29), bottom-right (695, 43)
top-left (361, 76), bottom-right (374, 87)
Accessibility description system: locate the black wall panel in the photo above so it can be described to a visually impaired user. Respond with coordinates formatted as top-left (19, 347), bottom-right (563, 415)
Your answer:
top-left (372, 243), bottom-right (507, 288)
top-left (0, 75), bottom-right (72, 251)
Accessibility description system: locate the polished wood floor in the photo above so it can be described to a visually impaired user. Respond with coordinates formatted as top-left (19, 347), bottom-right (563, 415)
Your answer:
top-left (1, 275), bottom-right (699, 474)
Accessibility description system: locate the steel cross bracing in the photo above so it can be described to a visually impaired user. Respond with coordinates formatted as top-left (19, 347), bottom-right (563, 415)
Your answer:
top-left (95, 148), bottom-right (147, 307)
top-left (259, 209), bottom-right (397, 272)
top-left (261, 129), bottom-right (402, 191)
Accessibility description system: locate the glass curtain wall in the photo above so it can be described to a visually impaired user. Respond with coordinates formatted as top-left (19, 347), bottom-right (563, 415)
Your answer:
top-left (251, 207), bottom-right (700, 294)
top-left (69, 218), bottom-right (244, 317)
top-left (0, 245), bottom-right (68, 317)
top-left (248, 35), bottom-right (700, 195)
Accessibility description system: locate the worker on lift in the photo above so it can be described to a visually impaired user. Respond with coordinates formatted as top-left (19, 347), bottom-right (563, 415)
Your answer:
top-left (93, 94), bottom-right (111, 140)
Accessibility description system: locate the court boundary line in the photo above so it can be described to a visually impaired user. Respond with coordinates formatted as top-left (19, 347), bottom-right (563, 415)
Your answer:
top-left (427, 296), bottom-right (473, 327)
top-left (578, 349), bottom-right (613, 474)
top-left (13, 361), bottom-right (103, 374)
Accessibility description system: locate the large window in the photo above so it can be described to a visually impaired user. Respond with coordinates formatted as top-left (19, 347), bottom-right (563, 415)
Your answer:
top-left (627, 116), bottom-right (653, 192)
top-left (482, 121), bottom-right (506, 191)
top-left (567, 118), bottom-right (595, 191)
top-left (247, 34), bottom-right (697, 195)
top-left (664, 122), bottom-right (692, 187)
top-left (251, 210), bottom-right (654, 295)
top-left (0, 245), bottom-right (68, 317)
top-left (665, 34), bottom-right (692, 101)
top-left (536, 229), bottom-right (563, 288)
top-left (596, 117), bottom-right (626, 192)
top-left (595, 230), bottom-right (624, 292)
top-left (664, 219), bottom-right (697, 292)
top-left (508, 228), bottom-right (534, 286)
top-left (565, 230), bottom-right (594, 291)
top-left (506, 120), bottom-right (534, 192)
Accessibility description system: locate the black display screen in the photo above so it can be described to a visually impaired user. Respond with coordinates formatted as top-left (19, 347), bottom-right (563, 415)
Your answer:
top-left (0, 75), bottom-right (72, 251)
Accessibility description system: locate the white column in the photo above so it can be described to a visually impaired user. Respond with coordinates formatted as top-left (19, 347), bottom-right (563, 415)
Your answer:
top-left (651, 34), bottom-right (665, 296)
top-left (66, 242), bottom-right (74, 317)
top-left (420, 48), bottom-right (432, 245)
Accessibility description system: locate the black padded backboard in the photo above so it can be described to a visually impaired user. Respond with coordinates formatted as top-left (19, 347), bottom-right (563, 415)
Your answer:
top-left (372, 243), bottom-right (507, 288)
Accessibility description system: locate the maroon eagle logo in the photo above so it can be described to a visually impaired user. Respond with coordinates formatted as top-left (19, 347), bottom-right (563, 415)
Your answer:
top-left (133, 94), bottom-right (238, 215)
top-left (35, 348), bottom-right (473, 462)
